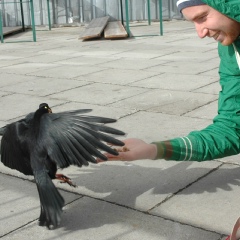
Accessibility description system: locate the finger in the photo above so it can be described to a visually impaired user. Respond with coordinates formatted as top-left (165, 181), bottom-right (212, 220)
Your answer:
top-left (108, 152), bottom-right (129, 161)
top-left (106, 157), bottom-right (123, 161)
top-left (107, 142), bottom-right (116, 146)
top-left (107, 139), bottom-right (129, 147)
top-left (96, 152), bottom-right (126, 163)
top-left (96, 159), bottom-right (105, 163)
top-left (96, 156), bottom-right (121, 163)
top-left (96, 153), bottom-right (119, 163)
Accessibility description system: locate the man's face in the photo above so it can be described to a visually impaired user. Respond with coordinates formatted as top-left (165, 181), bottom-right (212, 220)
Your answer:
top-left (182, 5), bottom-right (240, 46)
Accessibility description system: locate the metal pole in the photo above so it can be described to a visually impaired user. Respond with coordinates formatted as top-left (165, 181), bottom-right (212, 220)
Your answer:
top-left (78, 0), bottom-right (81, 23)
top-left (104, 0), bottom-right (107, 16)
top-left (91, 0), bottom-right (94, 20)
top-left (80, 0), bottom-right (84, 23)
top-left (147, 0), bottom-right (151, 25)
top-left (168, 0), bottom-right (171, 20)
top-left (29, 0), bottom-right (36, 41)
top-left (0, 9), bottom-right (4, 43)
top-left (65, 0), bottom-right (68, 23)
top-left (47, 0), bottom-right (51, 30)
top-left (159, 0), bottom-right (163, 35)
top-left (39, 0), bottom-right (43, 25)
top-left (20, 0), bottom-right (25, 31)
top-left (53, 0), bottom-right (57, 25)
top-left (125, 0), bottom-right (130, 36)
top-left (120, 0), bottom-right (123, 25)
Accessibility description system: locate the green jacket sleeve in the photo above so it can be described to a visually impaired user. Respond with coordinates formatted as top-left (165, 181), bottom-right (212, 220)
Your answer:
top-left (153, 40), bottom-right (240, 161)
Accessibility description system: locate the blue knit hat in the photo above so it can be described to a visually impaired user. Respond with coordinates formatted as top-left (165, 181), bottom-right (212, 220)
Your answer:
top-left (177, 0), bottom-right (206, 13)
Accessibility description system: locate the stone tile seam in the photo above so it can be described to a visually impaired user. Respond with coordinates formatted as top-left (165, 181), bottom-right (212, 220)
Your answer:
top-left (149, 51), bottom-right (181, 60)
top-left (0, 172), bottom-right (225, 238)
top-left (104, 89), bottom-right (152, 106)
top-left (42, 83), bottom-right (95, 97)
top-left (198, 66), bottom-right (219, 75)
top-left (0, 82), bottom-right (94, 99)
top-left (191, 80), bottom-right (219, 92)
top-left (0, 101), bottom-right (71, 122)
top-left (199, 56), bottom-right (219, 62)
top-left (22, 55), bottom-right (85, 64)
top-left (0, 193), bottom-right (83, 239)
top-left (0, 62), bottom-right (30, 70)
top-left (80, 58), bottom-right (121, 67)
top-left (65, 193), bottom-right (225, 239)
top-left (124, 73), bottom-right (165, 84)
top-left (0, 92), bottom-right (14, 99)
top-left (139, 98), bottom-right (218, 117)
top-left (180, 99), bottom-right (218, 117)
top-left (0, 73), bottom-right (218, 92)
top-left (25, 68), bottom-right (107, 79)
top-left (82, 194), bottom-right (226, 238)
top-left (147, 162), bottom-right (224, 212)
top-left (109, 48), bottom-right (140, 56)
top-left (0, 61), bottom-right (62, 72)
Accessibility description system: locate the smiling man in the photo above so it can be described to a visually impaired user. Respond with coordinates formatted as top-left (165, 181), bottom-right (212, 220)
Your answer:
top-left (178, 0), bottom-right (240, 46)
top-left (97, 0), bottom-right (240, 239)
top-left (99, 0), bottom-right (240, 165)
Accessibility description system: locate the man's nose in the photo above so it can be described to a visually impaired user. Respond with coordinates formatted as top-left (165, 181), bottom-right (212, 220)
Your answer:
top-left (194, 23), bottom-right (208, 38)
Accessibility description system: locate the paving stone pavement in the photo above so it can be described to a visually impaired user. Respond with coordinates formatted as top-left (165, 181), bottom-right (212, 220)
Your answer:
top-left (0, 20), bottom-right (239, 240)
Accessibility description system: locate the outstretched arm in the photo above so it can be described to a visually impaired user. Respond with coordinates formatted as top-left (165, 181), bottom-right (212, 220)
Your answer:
top-left (99, 43), bottom-right (240, 163)
top-left (97, 138), bottom-right (157, 162)
top-left (98, 119), bottom-right (240, 162)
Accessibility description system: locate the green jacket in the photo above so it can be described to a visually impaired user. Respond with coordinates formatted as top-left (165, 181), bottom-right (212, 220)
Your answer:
top-left (154, 0), bottom-right (240, 161)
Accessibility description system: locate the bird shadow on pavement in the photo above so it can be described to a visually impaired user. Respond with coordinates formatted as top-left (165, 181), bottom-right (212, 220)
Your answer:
top-left (67, 161), bottom-right (240, 198)
top-left (2, 160), bottom-right (239, 237)
top-left (52, 160), bottom-right (240, 232)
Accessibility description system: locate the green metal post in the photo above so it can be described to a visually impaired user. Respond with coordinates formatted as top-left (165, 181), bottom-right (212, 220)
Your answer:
top-left (47, 0), bottom-right (51, 30)
top-left (20, 0), bottom-right (25, 31)
top-left (0, 9), bottom-right (4, 43)
top-left (159, 0), bottom-right (163, 35)
top-left (120, 0), bottom-right (123, 25)
top-left (147, 0), bottom-right (151, 25)
top-left (125, 0), bottom-right (130, 36)
top-left (29, 0), bottom-right (36, 41)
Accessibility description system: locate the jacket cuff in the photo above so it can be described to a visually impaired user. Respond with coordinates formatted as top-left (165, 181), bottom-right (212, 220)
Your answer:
top-left (152, 136), bottom-right (196, 161)
top-left (151, 141), bottom-right (165, 159)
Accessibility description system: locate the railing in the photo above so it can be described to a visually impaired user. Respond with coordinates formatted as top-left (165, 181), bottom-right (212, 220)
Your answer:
top-left (0, 0), bottom-right (182, 28)
top-left (124, 0), bottom-right (163, 37)
top-left (0, 0), bottom-right (36, 42)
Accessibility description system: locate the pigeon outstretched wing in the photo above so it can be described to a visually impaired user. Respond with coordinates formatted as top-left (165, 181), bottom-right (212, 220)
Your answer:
top-left (1, 116), bottom-right (33, 175)
top-left (0, 106), bottom-right (125, 229)
top-left (38, 109), bottom-right (125, 168)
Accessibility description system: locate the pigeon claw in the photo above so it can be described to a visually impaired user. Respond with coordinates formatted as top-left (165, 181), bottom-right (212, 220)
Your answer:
top-left (55, 174), bottom-right (76, 187)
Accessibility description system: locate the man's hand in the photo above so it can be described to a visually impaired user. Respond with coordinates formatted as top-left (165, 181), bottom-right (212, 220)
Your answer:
top-left (97, 138), bottom-right (157, 162)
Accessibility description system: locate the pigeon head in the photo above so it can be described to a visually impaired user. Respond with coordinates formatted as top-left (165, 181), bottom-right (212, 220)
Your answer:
top-left (38, 103), bottom-right (52, 113)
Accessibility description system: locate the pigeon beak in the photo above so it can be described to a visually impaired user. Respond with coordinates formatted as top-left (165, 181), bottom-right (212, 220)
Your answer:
top-left (48, 108), bottom-right (52, 113)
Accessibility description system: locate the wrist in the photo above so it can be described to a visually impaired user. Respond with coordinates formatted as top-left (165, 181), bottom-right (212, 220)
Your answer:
top-left (149, 143), bottom-right (158, 160)
top-left (150, 142), bottom-right (164, 160)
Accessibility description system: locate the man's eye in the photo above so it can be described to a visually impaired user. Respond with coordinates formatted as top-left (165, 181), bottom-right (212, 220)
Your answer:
top-left (197, 15), bottom-right (207, 22)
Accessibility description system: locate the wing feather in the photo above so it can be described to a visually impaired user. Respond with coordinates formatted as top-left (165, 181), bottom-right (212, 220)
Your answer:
top-left (39, 110), bottom-right (125, 168)
top-left (1, 121), bottom-right (33, 175)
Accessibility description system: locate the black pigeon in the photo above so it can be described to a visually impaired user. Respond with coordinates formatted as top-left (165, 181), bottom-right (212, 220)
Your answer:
top-left (0, 103), bottom-right (125, 229)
